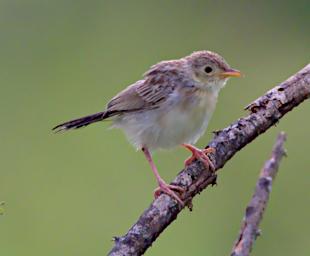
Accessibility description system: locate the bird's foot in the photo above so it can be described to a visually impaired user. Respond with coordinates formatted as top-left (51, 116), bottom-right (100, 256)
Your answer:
top-left (154, 182), bottom-right (185, 206)
top-left (183, 144), bottom-right (215, 171)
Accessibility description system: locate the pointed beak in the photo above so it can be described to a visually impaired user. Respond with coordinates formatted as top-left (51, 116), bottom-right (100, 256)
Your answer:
top-left (221, 68), bottom-right (242, 78)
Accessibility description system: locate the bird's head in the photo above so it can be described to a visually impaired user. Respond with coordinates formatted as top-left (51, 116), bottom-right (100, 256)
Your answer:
top-left (186, 50), bottom-right (241, 90)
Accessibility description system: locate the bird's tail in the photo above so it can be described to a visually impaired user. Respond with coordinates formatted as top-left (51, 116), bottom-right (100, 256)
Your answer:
top-left (52, 111), bottom-right (108, 132)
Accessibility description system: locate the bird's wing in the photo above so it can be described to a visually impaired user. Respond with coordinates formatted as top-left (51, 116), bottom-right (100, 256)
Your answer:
top-left (106, 81), bottom-right (148, 115)
top-left (106, 61), bottom-right (185, 116)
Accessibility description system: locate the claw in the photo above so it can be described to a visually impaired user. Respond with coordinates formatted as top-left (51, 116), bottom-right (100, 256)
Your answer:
top-left (154, 182), bottom-right (185, 206)
top-left (183, 144), bottom-right (215, 171)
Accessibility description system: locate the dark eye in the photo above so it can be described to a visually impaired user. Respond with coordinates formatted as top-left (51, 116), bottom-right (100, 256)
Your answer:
top-left (204, 66), bottom-right (213, 73)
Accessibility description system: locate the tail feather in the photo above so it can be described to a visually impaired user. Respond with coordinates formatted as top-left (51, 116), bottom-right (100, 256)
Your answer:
top-left (52, 111), bottom-right (107, 132)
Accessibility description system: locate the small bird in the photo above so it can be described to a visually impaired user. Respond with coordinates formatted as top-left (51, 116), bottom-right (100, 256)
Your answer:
top-left (53, 50), bottom-right (241, 206)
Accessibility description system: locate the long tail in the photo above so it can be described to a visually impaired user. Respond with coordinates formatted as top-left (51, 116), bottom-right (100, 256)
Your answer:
top-left (52, 111), bottom-right (108, 132)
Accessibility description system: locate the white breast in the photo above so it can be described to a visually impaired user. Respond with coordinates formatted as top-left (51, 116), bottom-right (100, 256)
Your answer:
top-left (113, 88), bottom-right (219, 151)
top-left (155, 89), bottom-right (217, 149)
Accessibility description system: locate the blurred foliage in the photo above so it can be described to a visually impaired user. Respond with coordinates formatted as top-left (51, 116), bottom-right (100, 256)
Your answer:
top-left (0, 202), bottom-right (5, 215)
top-left (0, 0), bottom-right (309, 255)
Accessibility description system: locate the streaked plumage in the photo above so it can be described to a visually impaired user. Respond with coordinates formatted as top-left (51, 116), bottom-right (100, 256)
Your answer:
top-left (53, 50), bottom-right (241, 205)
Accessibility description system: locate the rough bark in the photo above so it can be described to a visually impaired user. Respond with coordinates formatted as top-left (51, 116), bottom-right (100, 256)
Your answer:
top-left (108, 64), bottom-right (310, 256)
top-left (231, 132), bottom-right (287, 256)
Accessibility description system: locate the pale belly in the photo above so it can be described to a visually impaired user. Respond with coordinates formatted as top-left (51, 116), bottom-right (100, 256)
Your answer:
top-left (155, 102), bottom-right (212, 148)
top-left (113, 91), bottom-right (217, 151)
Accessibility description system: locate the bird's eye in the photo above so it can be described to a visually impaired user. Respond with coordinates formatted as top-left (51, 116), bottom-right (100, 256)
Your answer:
top-left (204, 66), bottom-right (213, 73)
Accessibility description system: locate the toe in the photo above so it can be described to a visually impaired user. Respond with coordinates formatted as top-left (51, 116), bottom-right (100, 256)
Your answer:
top-left (169, 184), bottom-right (185, 196)
top-left (203, 147), bottom-right (215, 154)
top-left (154, 183), bottom-right (185, 206)
top-left (184, 156), bottom-right (195, 166)
top-left (153, 187), bottom-right (162, 198)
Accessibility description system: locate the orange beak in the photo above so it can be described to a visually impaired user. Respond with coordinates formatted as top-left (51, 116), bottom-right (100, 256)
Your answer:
top-left (221, 68), bottom-right (242, 78)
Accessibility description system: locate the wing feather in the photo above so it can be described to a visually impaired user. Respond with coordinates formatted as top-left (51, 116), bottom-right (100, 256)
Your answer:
top-left (106, 60), bottom-right (186, 116)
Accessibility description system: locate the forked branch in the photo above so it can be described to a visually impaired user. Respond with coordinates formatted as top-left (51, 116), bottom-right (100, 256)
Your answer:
top-left (231, 132), bottom-right (287, 256)
top-left (108, 64), bottom-right (310, 256)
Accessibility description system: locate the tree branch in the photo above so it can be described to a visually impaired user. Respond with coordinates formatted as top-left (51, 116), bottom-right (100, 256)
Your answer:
top-left (108, 64), bottom-right (310, 256)
top-left (231, 132), bottom-right (287, 256)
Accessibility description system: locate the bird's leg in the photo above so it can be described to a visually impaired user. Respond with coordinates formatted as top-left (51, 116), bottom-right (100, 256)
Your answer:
top-left (142, 147), bottom-right (185, 206)
top-left (182, 144), bottom-right (215, 171)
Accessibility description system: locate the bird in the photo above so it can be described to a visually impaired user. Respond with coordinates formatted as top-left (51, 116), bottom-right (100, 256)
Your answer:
top-left (53, 50), bottom-right (241, 206)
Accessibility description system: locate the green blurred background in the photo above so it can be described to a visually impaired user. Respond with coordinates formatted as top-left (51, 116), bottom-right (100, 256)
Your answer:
top-left (0, 1), bottom-right (309, 255)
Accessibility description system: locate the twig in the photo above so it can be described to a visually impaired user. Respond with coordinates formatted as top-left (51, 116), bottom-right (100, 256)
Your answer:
top-left (231, 132), bottom-right (287, 256)
top-left (108, 64), bottom-right (310, 256)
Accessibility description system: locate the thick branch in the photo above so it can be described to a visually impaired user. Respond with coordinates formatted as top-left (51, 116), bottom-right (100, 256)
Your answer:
top-left (108, 64), bottom-right (310, 256)
top-left (231, 132), bottom-right (286, 256)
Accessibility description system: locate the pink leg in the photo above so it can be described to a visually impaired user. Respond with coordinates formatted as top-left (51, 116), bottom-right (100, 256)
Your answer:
top-left (182, 144), bottom-right (215, 171)
top-left (142, 147), bottom-right (185, 206)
